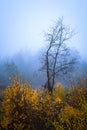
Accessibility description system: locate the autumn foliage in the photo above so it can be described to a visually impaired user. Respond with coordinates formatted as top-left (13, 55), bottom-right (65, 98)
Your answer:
top-left (0, 78), bottom-right (87, 130)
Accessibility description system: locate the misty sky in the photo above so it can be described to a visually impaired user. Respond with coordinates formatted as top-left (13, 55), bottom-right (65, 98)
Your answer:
top-left (0, 0), bottom-right (87, 59)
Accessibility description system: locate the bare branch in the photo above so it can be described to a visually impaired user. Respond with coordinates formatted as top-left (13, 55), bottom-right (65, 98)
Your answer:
top-left (40, 18), bottom-right (79, 93)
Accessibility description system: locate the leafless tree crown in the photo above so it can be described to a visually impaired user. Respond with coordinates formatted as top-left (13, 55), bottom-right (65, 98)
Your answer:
top-left (41, 18), bottom-right (77, 93)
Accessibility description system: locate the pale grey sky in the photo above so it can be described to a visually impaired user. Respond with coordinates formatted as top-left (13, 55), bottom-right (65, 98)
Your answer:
top-left (0, 0), bottom-right (87, 59)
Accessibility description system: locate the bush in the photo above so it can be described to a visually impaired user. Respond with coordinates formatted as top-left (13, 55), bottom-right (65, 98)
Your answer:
top-left (1, 78), bottom-right (38, 129)
top-left (59, 105), bottom-right (84, 130)
top-left (0, 78), bottom-right (87, 130)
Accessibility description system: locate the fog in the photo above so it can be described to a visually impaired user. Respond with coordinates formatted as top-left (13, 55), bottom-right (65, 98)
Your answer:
top-left (0, 50), bottom-right (45, 89)
top-left (0, 0), bottom-right (87, 58)
top-left (0, 0), bottom-right (87, 88)
top-left (0, 48), bottom-right (87, 89)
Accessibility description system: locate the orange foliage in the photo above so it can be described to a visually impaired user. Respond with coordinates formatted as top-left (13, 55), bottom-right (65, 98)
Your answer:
top-left (0, 78), bottom-right (87, 130)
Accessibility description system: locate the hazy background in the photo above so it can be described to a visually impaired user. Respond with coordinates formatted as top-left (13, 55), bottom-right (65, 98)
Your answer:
top-left (0, 0), bottom-right (87, 88)
top-left (0, 0), bottom-right (87, 58)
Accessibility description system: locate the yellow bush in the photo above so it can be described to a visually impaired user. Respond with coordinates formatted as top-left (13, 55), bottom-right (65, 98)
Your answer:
top-left (65, 86), bottom-right (86, 109)
top-left (1, 78), bottom-right (38, 129)
top-left (37, 90), bottom-right (64, 130)
top-left (53, 83), bottom-right (65, 101)
top-left (59, 105), bottom-right (85, 130)
top-left (0, 78), bottom-right (87, 130)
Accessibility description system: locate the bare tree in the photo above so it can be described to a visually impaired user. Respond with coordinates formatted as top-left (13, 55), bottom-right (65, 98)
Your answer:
top-left (40, 18), bottom-right (78, 93)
